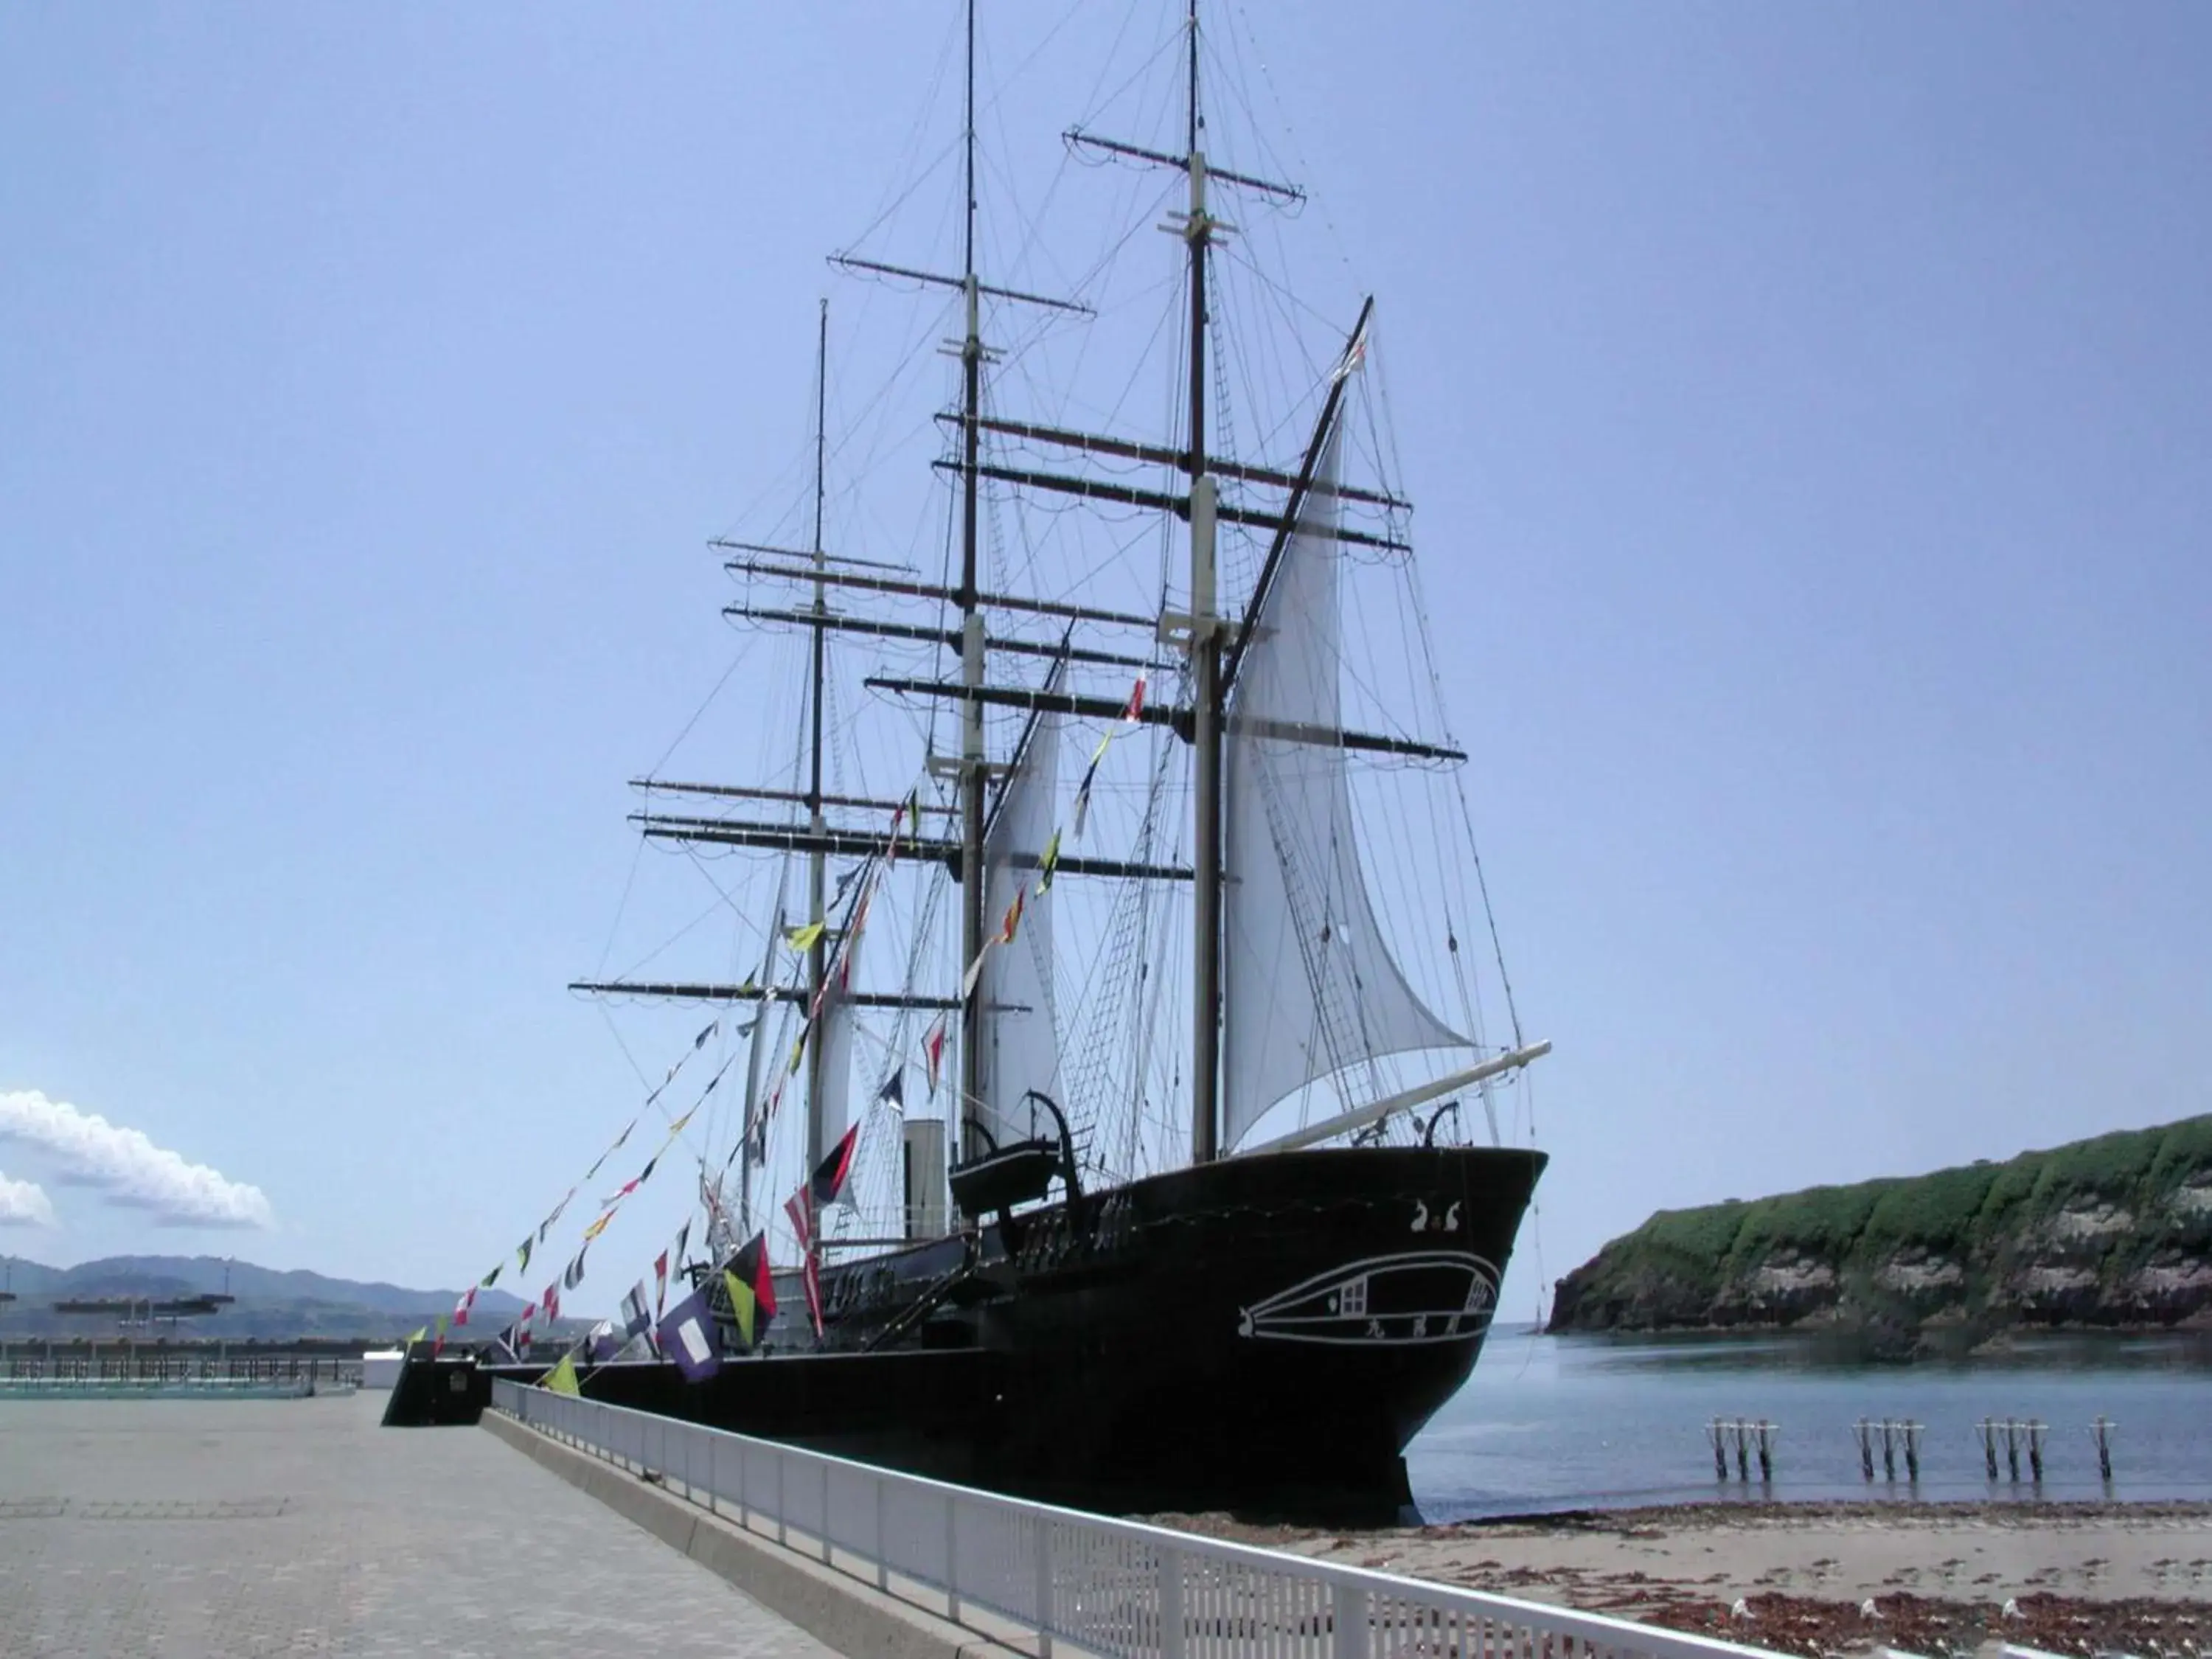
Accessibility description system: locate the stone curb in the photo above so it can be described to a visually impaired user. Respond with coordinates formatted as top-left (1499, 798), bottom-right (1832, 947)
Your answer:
top-left (481, 1409), bottom-right (1026, 1659)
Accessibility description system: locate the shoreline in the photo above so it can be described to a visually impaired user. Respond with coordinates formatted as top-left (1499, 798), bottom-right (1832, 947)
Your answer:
top-left (1151, 1500), bottom-right (2212, 1657)
top-left (1539, 1321), bottom-right (2212, 1340)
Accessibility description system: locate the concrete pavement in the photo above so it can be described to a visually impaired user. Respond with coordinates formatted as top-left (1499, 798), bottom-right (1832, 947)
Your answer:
top-left (0, 1390), bottom-right (841, 1658)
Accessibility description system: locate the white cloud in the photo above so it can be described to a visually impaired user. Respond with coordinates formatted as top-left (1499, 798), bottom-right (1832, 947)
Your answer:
top-left (0, 1090), bottom-right (274, 1229)
top-left (0, 1166), bottom-right (55, 1227)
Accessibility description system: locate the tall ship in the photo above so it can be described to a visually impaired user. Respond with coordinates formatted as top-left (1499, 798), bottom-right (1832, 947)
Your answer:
top-left (393, 0), bottom-right (1551, 1521)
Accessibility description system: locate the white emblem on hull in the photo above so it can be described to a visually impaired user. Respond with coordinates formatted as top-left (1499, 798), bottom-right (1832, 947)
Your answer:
top-left (1237, 1251), bottom-right (1500, 1345)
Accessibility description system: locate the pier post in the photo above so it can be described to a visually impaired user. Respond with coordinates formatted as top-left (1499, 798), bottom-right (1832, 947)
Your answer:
top-left (2006, 1419), bottom-right (2021, 1483)
top-left (1881, 1419), bottom-right (1896, 1481)
top-left (1980, 1419), bottom-right (2000, 1481)
top-left (2093, 1416), bottom-right (2115, 1482)
top-left (1710, 1419), bottom-right (1729, 1481)
top-left (2028, 1420), bottom-right (2045, 1483)
top-left (1733, 1419), bottom-right (1750, 1481)
top-left (1904, 1421), bottom-right (1921, 1483)
top-left (1756, 1420), bottom-right (1774, 1482)
top-left (1856, 1419), bottom-right (1874, 1481)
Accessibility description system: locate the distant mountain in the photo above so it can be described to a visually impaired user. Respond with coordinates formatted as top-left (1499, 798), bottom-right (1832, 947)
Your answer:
top-left (0, 1253), bottom-right (536, 1341)
top-left (1549, 1115), bottom-right (2212, 1349)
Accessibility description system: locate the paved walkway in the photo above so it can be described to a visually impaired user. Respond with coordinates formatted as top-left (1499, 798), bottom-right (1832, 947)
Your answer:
top-left (0, 1390), bottom-right (840, 1658)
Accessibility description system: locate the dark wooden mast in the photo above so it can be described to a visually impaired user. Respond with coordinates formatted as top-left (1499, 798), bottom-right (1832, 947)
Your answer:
top-left (1183, 0), bottom-right (1222, 1164)
top-left (804, 296), bottom-right (831, 1176)
top-left (955, 0), bottom-right (988, 1158)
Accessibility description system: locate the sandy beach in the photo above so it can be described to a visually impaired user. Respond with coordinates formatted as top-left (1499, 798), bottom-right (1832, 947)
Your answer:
top-left (1156, 1502), bottom-right (2212, 1655)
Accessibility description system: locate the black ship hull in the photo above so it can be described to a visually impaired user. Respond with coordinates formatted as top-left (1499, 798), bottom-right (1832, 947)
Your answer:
top-left (392, 1143), bottom-right (1544, 1521)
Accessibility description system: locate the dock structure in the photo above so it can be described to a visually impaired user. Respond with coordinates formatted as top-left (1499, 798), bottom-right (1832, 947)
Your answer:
top-left (1, 1336), bottom-right (365, 1389)
top-left (0, 1391), bottom-right (836, 1656)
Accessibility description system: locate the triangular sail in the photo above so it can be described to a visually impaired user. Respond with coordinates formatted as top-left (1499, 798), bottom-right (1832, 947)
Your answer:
top-left (1221, 423), bottom-right (1469, 1151)
top-left (975, 667), bottom-right (1064, 1150)
top-left (814, 922), bottom-right (861, 1158)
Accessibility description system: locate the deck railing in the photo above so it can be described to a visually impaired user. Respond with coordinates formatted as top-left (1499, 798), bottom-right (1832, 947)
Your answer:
top-left (491, 1380), bottom-right (1779, 1659)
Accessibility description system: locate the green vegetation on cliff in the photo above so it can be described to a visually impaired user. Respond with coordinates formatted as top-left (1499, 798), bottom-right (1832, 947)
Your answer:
top-left (1548, 1115), bottom-right (2212, 1336)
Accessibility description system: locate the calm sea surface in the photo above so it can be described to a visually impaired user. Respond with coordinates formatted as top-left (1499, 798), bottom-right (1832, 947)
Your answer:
top-left (1409, 1327), bottom-right (2212, 1522)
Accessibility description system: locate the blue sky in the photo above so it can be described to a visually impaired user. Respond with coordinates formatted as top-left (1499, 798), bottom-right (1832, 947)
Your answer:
top-left (2, 4), bottom-right (2207, 1319)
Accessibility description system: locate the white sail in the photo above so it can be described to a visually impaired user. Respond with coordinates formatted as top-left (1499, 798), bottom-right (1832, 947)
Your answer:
top-left (814, 921), bottom-right (862, 1158)
top-left (975, 678), bottom-right (1062, 1150)
top-left (1221, 424), bottom-right (1470, 1151)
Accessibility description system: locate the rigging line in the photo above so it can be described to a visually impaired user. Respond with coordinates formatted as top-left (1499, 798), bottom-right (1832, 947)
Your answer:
top-left (1367, 328), bottom-right (1415, 541)
top-left (1220, 243), bottom-right (1325, 473)
top-left (975, 31), bottom-right (1054, 310)
top-left (1404, 549), bottom-right (1523, 1050)
top-left (584, 1005), bottom-right (723, 1197)
top-left (841, 4), bottom-right (1087, 316)
top-left (1209, 5), bottom-right (1307, 225)
top-left (592, 831), bottom-right (650, 985)
top-left (641, 636), bottom-right (763, 787)
top-left (1068, 17), bottom-right (1186, 142)
top-left (603, 850), bottom-right (773, 985)
top-left (1228, 0), bottom-right (1361, 293)
top-left (837, 11), bottom-right (964, 260)
top-left (824, 301), bottom-right (953, 509)
top-left (1216, 239), bottom-right (1346, 342)
top-left (1119, 716), bottom-right (1187, 1178)
top-left (1391, 568), bottom-right (1489, 1066)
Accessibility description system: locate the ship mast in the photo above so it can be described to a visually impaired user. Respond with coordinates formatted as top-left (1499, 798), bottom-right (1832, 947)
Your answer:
top-left (1183, 0), bottom-right (1222, 1164)
top-left (805, 296), bottom-right (831, 1175)
top-left (956, 0), bottom-right (989, 1158)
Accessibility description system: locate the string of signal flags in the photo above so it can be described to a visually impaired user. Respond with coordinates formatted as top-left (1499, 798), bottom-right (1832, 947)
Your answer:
top-left (411, 668), bottom-right (1142, 1368)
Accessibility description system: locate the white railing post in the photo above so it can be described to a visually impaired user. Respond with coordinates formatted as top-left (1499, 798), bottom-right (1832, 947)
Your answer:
top-left (1334, 1583), bottom-right (1371, 1659)
top-left (738, 1439), bottom-right (749, 1529)
top-left (1033, 1514), bottom-right (1054, 1659)
top-left (821, 1460), bottom-right (833, 1565)
top-left (945, 1491), bottom-right (961, 1621)
top-left (707, 1433), bottom-right (718, 1515)
top-left (1158, 1545), bottom-right (1184, 1659)
top-left (776, 1450), bottom-right (787, 1546)
top-left (873, 1474), bottom-right (888, 1590)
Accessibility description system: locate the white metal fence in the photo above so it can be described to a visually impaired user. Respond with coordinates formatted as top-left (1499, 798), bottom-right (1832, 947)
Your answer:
top-left (491, 1380), bottom-right (1778, 1659)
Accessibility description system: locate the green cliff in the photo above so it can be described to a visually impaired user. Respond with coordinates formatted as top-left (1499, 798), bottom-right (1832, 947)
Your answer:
top-left (1548, 1115), bottom-right (2212, 1338)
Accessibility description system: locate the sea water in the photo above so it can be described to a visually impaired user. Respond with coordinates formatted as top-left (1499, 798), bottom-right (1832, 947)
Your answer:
top-left (1410, 1326), bottom-right (2212, 1520)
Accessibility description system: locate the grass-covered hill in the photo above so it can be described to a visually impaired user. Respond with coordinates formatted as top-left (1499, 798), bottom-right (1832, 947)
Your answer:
top-left (1548, 1115), bottom-right (2212, 1340)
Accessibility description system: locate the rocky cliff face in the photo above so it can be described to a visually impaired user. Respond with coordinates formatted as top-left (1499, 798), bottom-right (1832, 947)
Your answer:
top-left (1548, 1116), bottom-right (2212, 1337)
